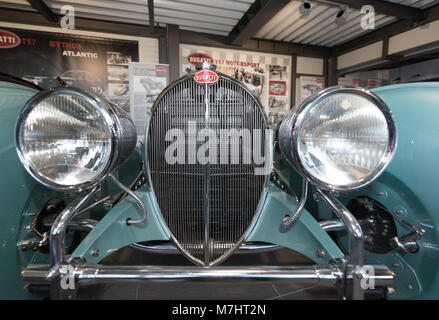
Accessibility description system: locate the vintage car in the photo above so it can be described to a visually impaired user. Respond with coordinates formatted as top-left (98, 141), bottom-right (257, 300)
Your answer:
top-left (0, 63), bottom-right (438, 300)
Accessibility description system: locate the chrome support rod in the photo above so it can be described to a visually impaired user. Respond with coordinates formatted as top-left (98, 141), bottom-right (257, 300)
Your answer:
top-left (21, 264), bottom-right (394, 288)
top-left (109, 173), bottom-right (147, 225)
top-left (317, 188), bottom-right (365, 300)
top-left (319, 220), bottom-right (346, 233)
top-left (44, 218), bottom-right (98, 232)
top-left (50, 185), bottom-right (101, 267)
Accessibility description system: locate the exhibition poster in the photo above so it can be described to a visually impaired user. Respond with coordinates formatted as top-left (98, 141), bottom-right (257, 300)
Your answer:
top-left (299, 76), bottom-right (324, 102)
top-left (0, 27), bottom-right (138, 113)
top-left (180, 44), bottom-right (292, 126)
top-left (129, 63), bottom-right (169, 138)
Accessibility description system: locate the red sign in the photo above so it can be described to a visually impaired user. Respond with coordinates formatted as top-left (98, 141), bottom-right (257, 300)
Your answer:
top-left (156, 67), bottom-right (167, 73)
top-left (187, 53), bottom-right (213, 66)
top-left (0, 29), bottom-right (21, 49)
top-left (194, 70), bottom-right (219, 84)
top-left (269, 81), bottom-right (286, 96)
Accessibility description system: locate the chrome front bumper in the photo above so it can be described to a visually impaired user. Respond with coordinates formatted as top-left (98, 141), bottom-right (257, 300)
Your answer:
top-left (21, 185), bottom-right (394, 300)
top-left (22, 262), bottom-right (394, 299)
top-left (23, 264), bottom-right (394, 285)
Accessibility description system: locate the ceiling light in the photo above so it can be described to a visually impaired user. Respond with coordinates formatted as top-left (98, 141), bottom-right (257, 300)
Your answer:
top-left (300, 1), bottom-right (311, 15)
top-left (336, 6), bottom-right (349, 25)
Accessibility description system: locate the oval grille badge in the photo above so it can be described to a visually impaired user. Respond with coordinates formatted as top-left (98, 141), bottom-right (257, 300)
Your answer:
top-left (194, 70), bottom-right (219, 84)
top-left (0, 29), bottom-right (21, 49)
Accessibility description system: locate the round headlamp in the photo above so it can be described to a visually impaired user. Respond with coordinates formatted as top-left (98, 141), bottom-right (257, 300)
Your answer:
top-left (16, 87), bottom-right (136, 191)
top-left (279, 87), bottom-right (396, 191)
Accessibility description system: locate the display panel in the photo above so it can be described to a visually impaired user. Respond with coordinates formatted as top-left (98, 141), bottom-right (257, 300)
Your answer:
top-left (0, 27), bottom-right (138, 113)
top-left (180, 44), bottom-right (292, 126)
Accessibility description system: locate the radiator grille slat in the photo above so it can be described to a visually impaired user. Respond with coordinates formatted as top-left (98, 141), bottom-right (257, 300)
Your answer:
top-left (147, 74), bottom-right (267, 266)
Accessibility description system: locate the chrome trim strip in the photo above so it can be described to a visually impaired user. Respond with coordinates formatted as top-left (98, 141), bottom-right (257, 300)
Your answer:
top-left (203, 82), bottom-right (210, 265)
top-left (130, 242), bottom-right (282, 255)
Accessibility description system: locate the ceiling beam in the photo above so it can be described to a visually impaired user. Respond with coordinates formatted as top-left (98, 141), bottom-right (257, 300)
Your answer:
top-left (325, 0), bottom-right (426, 21)
top-left (148, 0), bottom-right (154, 32)
top-left (181, 29), bottom-right (331, 58)
top-left (229, 0), bottom-right (290, 46)
top-left (26, 0), bottom-right (58, 23)
top-left (335, 4), bottom-right (439, 55)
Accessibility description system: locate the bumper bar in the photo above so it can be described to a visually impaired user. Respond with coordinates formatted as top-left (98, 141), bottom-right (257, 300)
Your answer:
top-left (22, 264), bottom-right (394, 287)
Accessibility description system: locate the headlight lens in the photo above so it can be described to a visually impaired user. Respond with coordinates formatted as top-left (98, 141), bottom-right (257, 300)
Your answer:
top-left (279, 87), bottom-right (396, 191)
top-left (16, 88), bottom-right (136, 191)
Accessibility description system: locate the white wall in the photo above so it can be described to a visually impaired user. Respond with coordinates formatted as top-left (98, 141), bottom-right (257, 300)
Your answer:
top-left (389, 20), bottom-right (439, 55)
top-left (0, 22), bottom-right (159, 63)
top-left (297, 56), bottom-right (324, 75)
top-left (337, 41), bottom-right (383, 70)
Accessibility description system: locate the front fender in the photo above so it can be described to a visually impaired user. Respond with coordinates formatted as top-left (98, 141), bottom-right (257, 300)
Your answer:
top-left (0, 81), bottom-right (39, 299)
top-left (371, 83), bottom-right (439, 299)
top-left (314, 83), bottom-right (439, 299)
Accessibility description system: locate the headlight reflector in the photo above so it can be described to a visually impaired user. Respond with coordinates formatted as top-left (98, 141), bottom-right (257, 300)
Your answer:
top-left (279, 87), bottom-right (396, 191)
top-left (16, 88), bottom-right (136, 191)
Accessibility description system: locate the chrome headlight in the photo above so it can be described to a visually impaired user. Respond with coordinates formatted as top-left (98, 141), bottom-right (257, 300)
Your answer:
top-left (16, 87), bottom-right (136, 191)
top-left (279, 87), bottom-right (396, 191)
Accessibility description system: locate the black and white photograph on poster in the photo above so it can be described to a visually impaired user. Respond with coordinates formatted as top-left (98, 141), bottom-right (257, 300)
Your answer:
top-left (267, 111), bottom-right (285, 125)
top-left (180, 44), bottom-right (291, 126)
top-left (108, 65), bottom-right (129, 81)
top-left (269, 96), bottom-right (288, 110)
top-left (136, 77), bottom-right (167, 103)
top-left (216, 66), bottom-right (265, 100)
top-left (58, 69), bottom-right (105, 96)
top-left (208, 65), bottom-right (265, 100)
top-left (129, 63), bottom-right (169, 138)
top-left (0, 27), bottom-right (138, 104)
top-left (107, 51), bottom-right (132, 66)
top-left (269, 65), bottom-right (288, 81)
top-left (108, 82), bottom-right (129, 97)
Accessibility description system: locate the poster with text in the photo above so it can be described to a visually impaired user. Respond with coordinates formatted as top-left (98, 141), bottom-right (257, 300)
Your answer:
top-left (338, 77), bottom-right (361, 87)
top-left (129, 63), bottom-right (169, 138)
top-left (299, 76), bottom-right (324, 102)
top-left (338, 77), bottom-right (353, 86)
top-left (180, 44), bottom-right (292, 126)
top-left (368, 79), bottom-right (383, 88)
top-left (0, 27), bottom-right (138, 112)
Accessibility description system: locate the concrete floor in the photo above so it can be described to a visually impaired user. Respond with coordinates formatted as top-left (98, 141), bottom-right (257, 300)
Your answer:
top-left (77, 246), bottom-right (340, 300)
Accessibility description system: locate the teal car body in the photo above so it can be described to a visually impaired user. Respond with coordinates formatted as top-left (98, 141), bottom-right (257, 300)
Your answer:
top-left (0, 78), bottom-right (438, 299)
